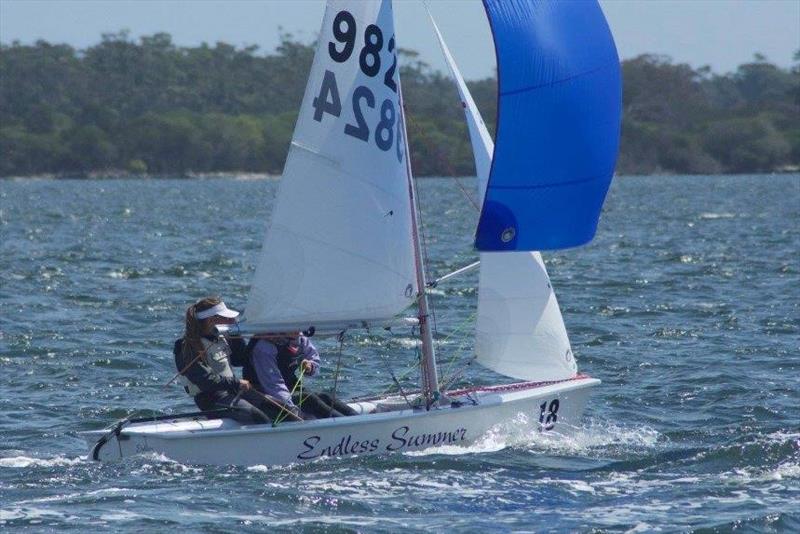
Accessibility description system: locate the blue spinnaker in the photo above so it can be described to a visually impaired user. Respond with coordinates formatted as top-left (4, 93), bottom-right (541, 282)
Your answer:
top-left (475, 0), bottom-right (622, 251)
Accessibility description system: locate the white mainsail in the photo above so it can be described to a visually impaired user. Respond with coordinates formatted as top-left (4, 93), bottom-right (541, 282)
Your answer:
top-left (245, 0), bottom-right (416, 332)
top-left (429, 11), bottom-right (576, 381)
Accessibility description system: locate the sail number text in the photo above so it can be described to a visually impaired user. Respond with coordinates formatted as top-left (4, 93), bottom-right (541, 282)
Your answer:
top-left (312, 9), bottom-right (404, 162)
top-left (539, 399), bottom-right (560, 431)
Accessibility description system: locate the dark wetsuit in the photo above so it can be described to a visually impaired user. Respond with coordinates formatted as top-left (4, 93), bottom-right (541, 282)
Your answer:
top-left (173, 336), bottom-right (280, 424)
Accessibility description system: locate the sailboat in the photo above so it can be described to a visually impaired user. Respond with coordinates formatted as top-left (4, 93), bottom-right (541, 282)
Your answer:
top-left (83, 0), bottom-right (621, 466)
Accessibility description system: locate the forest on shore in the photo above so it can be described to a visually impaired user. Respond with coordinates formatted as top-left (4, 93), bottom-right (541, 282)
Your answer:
top-left (1, 32), bottom-right (798, 177)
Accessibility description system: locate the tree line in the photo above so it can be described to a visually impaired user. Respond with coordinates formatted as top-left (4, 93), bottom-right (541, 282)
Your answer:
top-left (1, 32), bottom-right (797, 177)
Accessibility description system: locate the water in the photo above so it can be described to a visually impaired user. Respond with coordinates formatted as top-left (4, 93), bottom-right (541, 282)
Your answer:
top-left (1, 175), bottom-right (798, 532)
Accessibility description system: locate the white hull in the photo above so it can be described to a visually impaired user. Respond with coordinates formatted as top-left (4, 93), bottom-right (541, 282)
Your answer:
top-left (83, 377), bottom-right (599, 466)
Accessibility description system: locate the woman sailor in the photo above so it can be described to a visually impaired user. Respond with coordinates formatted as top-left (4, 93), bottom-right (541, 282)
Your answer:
top-left (173, 297), bottom-right (277, 424)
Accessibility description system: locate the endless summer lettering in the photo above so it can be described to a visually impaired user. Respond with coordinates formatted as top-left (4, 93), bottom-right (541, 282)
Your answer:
top-left (297, 425), bottom-right (468, 460)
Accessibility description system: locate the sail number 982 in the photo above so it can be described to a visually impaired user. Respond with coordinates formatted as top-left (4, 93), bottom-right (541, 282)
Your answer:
top-left (329, 10), bottom-right (397, 91)
top-left (312, 10), bottom-right (403, 162)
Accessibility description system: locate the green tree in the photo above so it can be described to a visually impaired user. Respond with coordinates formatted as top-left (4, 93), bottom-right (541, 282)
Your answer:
top-left (124, 113), bottom-right (209, 173)
top-left (704, 116), bottom-right (790, 172)
top-left (61, 125), bottom-right (117, 172)
top-left (1, 33), bottom-right (797, 177)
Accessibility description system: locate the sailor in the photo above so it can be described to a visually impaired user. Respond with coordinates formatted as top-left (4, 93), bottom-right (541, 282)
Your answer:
top-left (173, 297), bottom-right (277, 424)
top-left (246, 335), bottom-right (358, 419)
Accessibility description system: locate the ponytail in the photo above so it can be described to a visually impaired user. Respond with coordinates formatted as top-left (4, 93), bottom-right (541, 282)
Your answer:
top-left (181, 296), bottom-right (221, 365)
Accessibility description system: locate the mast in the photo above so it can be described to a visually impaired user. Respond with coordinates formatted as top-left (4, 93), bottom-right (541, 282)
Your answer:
top-left (397, 78), bottom-right (440, 407)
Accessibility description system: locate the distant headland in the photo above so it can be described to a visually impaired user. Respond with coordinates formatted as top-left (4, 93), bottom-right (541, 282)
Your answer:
top-left (1, 33), bottom-right (798, 178)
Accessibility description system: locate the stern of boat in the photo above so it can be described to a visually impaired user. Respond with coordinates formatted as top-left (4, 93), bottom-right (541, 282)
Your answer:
top-left (81, 429), bottom-right (128, 462)
top-left (447, 374), bottom-right (600, 436)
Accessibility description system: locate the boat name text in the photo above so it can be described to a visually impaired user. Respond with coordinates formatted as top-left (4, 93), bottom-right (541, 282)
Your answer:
top-left (297, 425), bottom-right (468, 460)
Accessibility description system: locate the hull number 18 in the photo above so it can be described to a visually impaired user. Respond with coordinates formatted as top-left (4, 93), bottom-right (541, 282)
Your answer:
top-left (538, 399), bottom-right (560, 431)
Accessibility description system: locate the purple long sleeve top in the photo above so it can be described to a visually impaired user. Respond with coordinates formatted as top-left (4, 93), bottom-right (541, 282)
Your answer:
top-left (251, 336), bottom-right (320, 407)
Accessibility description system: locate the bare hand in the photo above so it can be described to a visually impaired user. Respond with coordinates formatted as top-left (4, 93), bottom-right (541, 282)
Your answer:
top-left (300, 360), bottom-right (314, 375)
top-left (239, 379), bottom-right (252, 392)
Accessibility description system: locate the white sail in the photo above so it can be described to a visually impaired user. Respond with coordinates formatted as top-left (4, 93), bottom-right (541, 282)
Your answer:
top-left (475, 252), bottom-right (576, 381)
top-left (245, 0), bottom-right (416, 332)
top-left (429, 10), bottom-right (576, 381)
top-left (426, 10), bottom-right (493, 206)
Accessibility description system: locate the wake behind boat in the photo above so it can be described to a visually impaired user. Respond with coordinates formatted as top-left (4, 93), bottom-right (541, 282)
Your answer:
top-left (83, 0), bottom-right (621, 467)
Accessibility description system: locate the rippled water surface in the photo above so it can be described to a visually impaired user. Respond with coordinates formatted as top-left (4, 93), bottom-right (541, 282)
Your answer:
top-left (1, 175), bottom-right (798, 532)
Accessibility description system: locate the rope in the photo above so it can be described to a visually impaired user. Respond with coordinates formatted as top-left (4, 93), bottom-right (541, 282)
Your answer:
top-left (270, 386), bottom-right (301, 427)
top-left (350, 323), bottom-right (421, 402)
top-left (453, 177), bottom-right (480, 211)
top-left (380, 330), bottom-right (417, 410)
top-left (244, 388), bottom-right (303, 425)
top-left (384, 325), bottom-right (423, 401)
top-left (276, 377), bottom-right (304, 426)
top-left (351, 354), bottom-right (419, 402)
top-left (163, 350), bottom-right (204, 388)
top-left (271, 361), bottom-right (307, 426)
top-left (329, 331), bottom-right (346, 417)
top-left (295, 369), bottom-right (305, 421)
top-left (403, 93), bottom-right (480, 211)
top-left (323, 306), bottom-right (477, 407)
top-left (270, 331), bottom-right (346, 423)
top-left (440, 355), bottom-right (477, 392)
top-left (435, 309), bottom-right (478, 384)
top-left (388, 367), bottom-right (415, 410)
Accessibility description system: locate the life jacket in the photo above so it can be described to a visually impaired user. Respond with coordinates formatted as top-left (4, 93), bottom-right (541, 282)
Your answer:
top-left (202, 337), bottom-right (236, 376)
top-left (177, 336), bottom-right (236, 397)
top-left (243, 338), bottom-right (300, 391)
top-left (277, 343), bottom-right (300, 390)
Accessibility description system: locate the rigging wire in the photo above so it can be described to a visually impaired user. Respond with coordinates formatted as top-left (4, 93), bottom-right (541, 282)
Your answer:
top-left (357, 304), bottom-right (478, 402)
top-left (454, 177), bottom-right (481, 212)
top-left (383, 338), bottom-right (416, 410)
top-left (401, 83), bottom-right (481, 213)
top-left (351, 342), bottom-right (421, 402)
top-left (402, 103), bottom-right (441, 355)
top-left (404, 99), bottom-right (489, 396)
top-left (440, 356), bottom-right (478, 392)
top-left (329, 331), bottom-right (346, 416)
top-left (435, 309), bottom-right (478, 386)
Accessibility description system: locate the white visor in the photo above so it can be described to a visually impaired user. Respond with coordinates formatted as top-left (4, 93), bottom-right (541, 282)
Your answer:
top-left (195, 302), bottom-right (240, 320)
